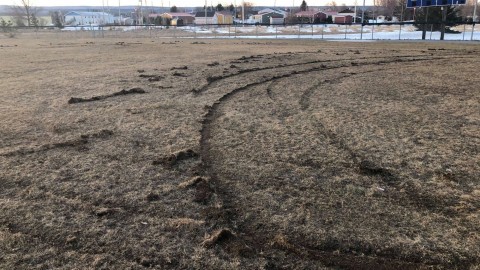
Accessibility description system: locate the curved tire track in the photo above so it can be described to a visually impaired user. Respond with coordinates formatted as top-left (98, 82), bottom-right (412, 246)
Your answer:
top-left (192, 52), bottom-right (469, 95)
top-left (198, 54), bottom-right (475, 268)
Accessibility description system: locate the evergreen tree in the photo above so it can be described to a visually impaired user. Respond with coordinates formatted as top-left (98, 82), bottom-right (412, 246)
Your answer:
top-left (414, 6), bottom-right (461, 31)
top-left (170, 5), bottom-right (178, 12)
top-left (216, 3), bottom-right (225, 11)
top-left (31, 14), bottom-right (39, 28)
top-left (300, 0), bottom-right (308, 11)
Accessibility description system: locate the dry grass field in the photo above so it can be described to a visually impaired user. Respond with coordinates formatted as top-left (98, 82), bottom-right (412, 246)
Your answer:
top-left (0, 35), bottom-right (479, 269)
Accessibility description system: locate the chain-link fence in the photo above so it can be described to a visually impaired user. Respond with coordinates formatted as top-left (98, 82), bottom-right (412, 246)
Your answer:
top-left (2, 22), bottom-right (479, 41)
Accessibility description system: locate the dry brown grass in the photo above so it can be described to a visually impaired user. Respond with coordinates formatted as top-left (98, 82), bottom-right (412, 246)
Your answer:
top-left (0, 34), bottom-right (479, 269)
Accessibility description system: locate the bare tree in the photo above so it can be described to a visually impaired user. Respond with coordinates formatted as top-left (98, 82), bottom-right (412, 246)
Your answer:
top-left (11, 0), bottom-right (40, 27)
top-left (326, 1), bottom-right (339, 12)
top-left (237, 2), bottom-right (254, 20)
top-left (459, 0), bottom-right (479, 21)
top-left (377, 0), bottom-right (397, 17)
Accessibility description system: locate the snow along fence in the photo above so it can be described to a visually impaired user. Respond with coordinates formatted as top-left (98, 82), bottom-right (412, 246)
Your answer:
top-left (3, 22), bottom-right (480, 41)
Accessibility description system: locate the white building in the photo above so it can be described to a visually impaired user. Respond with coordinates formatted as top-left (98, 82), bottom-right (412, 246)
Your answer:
top-left (194, 11), bottom-right (215, 25)
top-left (257, 8), bottom-right (287, 17)
top-left (369, 15), bottom-right (387, 23)
top-left (64, 11), bottom-right (115, 26)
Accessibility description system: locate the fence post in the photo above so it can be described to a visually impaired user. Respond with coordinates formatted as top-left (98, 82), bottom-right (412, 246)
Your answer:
top-left (344, 24), bottom-right (347, 39)
top-left (298, 24), bottom-right (301, 38)
top-left (322, 24), bottom-right (324, 39)
top-left (311, 24), bottom-right (313, 36)
top-left (399, 23), bottom-right (402, 40)
top-left (472, 22), bottom-right (476, 41)
top-left (371, 23), bottom-right (374, 40)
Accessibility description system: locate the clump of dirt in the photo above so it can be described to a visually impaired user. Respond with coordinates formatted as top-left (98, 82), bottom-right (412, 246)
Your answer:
top-left (207, 61), bottom-right (220, 67)
top-left (206, 75), bottom-right (220, 83)
top-left (171, 66), bottom-right (188, 70)
top-left (152, 149), bottom-right (198, 167)
top-left (113, 88), bottom-right (145, 96)
top-left (1, 129), bottom-right (114, 157)
top-left (139, 74), bottom-right (163, 82)
top-left (201, 228), bottom-right (253, 256)
top-left (94, 207), bottom-right (119, 217)
top-left (68, 88), bottom-right (146, 104)
top-left (178, 176), bottom-right (209, 189)
top-left (202, 229), bottom-right (234, 247)
top-left (172, 72), bottom-right (188, 77)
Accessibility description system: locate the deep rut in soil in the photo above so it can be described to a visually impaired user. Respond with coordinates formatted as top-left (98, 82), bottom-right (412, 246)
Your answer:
top-left (192, 51), bottom-right (469, 95)
top-left (196, 52), bottom-right (477, 268)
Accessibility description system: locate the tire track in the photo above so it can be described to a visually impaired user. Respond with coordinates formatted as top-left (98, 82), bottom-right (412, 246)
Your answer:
top-left (266, 80), bottom-right (279, 100)
top-left (197, 54), bottom-right (475, 268)
top-left (299, 68), bottom-right (383, 111)
top-left (193, 55), bottom-right (395, 94)
top-left (192, 52), bottom-right (467, 95)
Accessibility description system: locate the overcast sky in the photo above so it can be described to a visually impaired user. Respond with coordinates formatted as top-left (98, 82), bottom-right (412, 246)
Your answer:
top-left (0, 0), bottom-right (369, 8)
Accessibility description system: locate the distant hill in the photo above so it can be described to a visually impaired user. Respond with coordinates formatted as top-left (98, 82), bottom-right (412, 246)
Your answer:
top-left (0, 5), bottom-right (370, 16)
top-left (0, 5), bottom-right (172, 16)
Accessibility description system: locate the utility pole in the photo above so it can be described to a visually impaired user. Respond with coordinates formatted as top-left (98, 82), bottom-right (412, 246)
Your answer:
top-left (354, 0), bottom-right (357, 23)
top-left (118, 0), bottom-right (121, 25)
top-left (139, 0), bottom-right (143, 25)
top-left (360, 0), bottom-right (365, 39)
top-left (242, 0), bottom-right (245, 25)
top-left (102, 0), bottom-right (105, 25)
top-left (471, 0), bottom-right (478, 40)
top-left (440, 6), bottom-right (447, 40)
